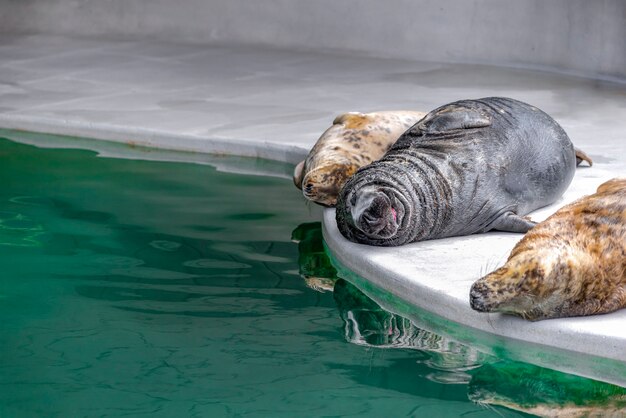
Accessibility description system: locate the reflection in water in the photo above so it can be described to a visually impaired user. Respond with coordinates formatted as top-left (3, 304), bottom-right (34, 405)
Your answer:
top-left (333, 279), bottom-right (626, 416)
top-left (294, 221), bottom-right (626, 416)
top-left (468, 362), bottom-right (626, 417)
top-left (291, 222), bottom-right (338, 292)
top-left (334, 279), bottom-right (487, 385)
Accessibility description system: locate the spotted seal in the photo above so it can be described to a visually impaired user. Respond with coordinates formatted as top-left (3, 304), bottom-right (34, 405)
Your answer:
top-left (470, 177), bottom-right (626, 321)
top-left (293, 110), bottom-right (426, 206)
top-left (291, 222), bottom-right (338, 292)
top-left (335, 97), bottom-right (592, 246)
top-left (468, 361), bottom-right (626, 416)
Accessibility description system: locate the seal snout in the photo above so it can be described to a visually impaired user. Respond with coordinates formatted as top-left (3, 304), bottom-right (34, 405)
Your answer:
top-left (469, 282), bottom-right (491, 312)
top-left (349, 188), bottom-right (399, 239)
top-left (360, 200), bottom-right (388, 234)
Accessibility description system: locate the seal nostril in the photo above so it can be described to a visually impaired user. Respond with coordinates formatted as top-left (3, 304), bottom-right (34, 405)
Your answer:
top-left (304, 183), bottom-right (314, 193)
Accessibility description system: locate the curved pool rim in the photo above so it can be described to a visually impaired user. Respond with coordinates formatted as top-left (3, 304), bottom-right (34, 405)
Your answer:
top-left (323, 215), bottom-right (626, 388)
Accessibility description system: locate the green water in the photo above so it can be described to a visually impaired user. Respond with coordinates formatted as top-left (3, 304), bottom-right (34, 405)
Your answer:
top-left (1, 136), bottom-right (624, 417)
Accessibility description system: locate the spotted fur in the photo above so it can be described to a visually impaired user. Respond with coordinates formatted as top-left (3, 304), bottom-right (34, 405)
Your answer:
top-left (293, 111), bottom-right (426, 206)
top-left (470, 178), bottom-right (626, 320)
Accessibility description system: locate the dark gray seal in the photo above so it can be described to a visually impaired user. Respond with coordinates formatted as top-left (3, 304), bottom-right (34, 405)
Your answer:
top-left (335, 97), bottom-right (591, 246)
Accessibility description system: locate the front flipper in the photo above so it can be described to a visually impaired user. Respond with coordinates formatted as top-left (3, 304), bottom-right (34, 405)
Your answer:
top-left (417, 105), bottom-right (491, 134)
top-left (488, 211), bottom-right (537, 233)
top-left (574, 147), bottom-right (593, 167)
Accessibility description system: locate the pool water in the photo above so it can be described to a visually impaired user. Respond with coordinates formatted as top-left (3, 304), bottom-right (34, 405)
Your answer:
top-left (1, 136), bottom-right (624, 417)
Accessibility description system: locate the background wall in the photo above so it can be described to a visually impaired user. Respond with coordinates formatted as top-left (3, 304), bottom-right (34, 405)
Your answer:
top-left (1, 0), bottom-right (625, 82)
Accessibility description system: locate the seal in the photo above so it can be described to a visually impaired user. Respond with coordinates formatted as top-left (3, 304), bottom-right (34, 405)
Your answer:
top-left (468, 361), bottom-right (626, 416)
top-left (470, 178), bottom-right (626, 321)
top-left (291, 222), bottom-right (338, 292)
top-left (335, 97), bottom-right (592, 246)
top-left (293, 110), bottom-right (426, 206)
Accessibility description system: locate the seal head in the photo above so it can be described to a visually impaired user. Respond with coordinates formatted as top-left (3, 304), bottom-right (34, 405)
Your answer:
top-left (470, 251), bottom-right (579, 320)
top-left (299, 158), bottom-right (360, 207)
top-left (346, 185), bottom-right (402, 240)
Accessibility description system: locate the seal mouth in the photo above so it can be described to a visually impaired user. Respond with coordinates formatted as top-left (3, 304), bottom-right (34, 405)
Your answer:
top-left (349, 187), bottom-right (403, 239)
top-left (302, 181), bottom-right (339, 207)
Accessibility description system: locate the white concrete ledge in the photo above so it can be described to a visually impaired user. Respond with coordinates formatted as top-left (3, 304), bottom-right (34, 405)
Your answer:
top-left (0, 114), bottom-right (308, 164)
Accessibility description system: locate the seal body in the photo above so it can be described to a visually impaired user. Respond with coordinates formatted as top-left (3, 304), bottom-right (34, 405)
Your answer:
top-left (293, 110), bottom-right (426, 206)
top-left (468, 361), bottom-right (626, 416)
top-left (335, 97), bottom-right (584, 246)
top-left (470, 178), bottom-right (626, 321)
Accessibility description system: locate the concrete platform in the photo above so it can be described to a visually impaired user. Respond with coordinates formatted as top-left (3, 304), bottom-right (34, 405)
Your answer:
top-left (1, 34), bottom-right (625, 385)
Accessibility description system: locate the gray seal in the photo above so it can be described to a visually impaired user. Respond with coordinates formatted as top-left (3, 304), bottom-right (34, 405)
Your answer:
top-left (335, 97), bottom-right (591, 246)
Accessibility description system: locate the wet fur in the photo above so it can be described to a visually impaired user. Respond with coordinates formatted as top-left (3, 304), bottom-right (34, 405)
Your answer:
top-left (294, 111), bottom-right (426, 206)
top-left (470, 178), bottom-right (626, 320)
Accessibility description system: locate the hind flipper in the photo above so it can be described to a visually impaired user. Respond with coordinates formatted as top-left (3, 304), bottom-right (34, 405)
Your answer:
top-left (293, 161), bottom-right (305, 189)
top-left (333, 112), bottom-right (365, 125)
top-left (597, 178), bottom-right (626, 194)
top-left (574, 148), bottom-right (593, 167)
top-left (488, 211), bottom-right (537, 233)
top-left (416, 105), bottom-right (491, 134)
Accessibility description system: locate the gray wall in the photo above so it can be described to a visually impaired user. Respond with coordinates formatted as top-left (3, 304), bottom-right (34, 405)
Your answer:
top-left (2, 0), bottom-right (625, 81)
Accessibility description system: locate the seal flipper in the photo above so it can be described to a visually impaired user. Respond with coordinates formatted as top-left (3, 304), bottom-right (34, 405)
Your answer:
top-left (293, 161), bottom-right (305, 189)
top-left (574, 148), bottom-right (593, 167)
top-left (333, 112), bottom-right (366, 126)
top-left (488, 211), bottom-right (537, 233)
top-left (417, 105), bottom-right (491, 134)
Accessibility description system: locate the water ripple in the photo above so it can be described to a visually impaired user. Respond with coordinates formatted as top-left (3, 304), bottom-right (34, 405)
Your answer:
top-left (89, 255), bottom-right (144, 267)
top-left (183, 259), bottom-right (251, 269)
top-left (9, 196), bottom-right (55, 207)
top-left (211, 243), bottom-right (291, 263)
top-left (110, 267), bottom-right (200, 280)
top-left (149, 240), bottom-right (182, 251)
top-left (0, 211), bottom-right (45, 247)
